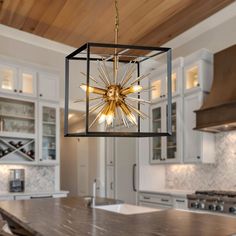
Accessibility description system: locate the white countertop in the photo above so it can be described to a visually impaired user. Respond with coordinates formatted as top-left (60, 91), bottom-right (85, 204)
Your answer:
top-left (139, 189), bottom-right (194, 197)
top-left (0, 190), bottom-right (69, 197)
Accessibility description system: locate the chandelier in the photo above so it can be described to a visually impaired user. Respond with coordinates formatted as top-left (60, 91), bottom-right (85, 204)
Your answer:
top-left (64, 0), bottom-right (172, 137)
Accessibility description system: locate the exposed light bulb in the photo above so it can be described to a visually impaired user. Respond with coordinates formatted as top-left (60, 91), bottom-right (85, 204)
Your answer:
top-left (106, 114), bottom-right (114, 125)
top-left (80, 84), bottom-right (94, 93)
top-left (131, 85), bottom-right (143, 93)
top-left (98, 114), bottom-right (106, 124)
top-left (121, 85), bottom-right (143, 95)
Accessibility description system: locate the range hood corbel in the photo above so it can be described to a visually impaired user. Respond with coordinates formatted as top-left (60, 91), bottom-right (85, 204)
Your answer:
top-left (195, 45), bottom-right (236, 133)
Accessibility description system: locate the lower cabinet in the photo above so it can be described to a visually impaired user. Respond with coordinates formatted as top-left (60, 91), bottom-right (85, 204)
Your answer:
top-left (139, 192), bottom-right (188, 210)
top-left (139, 192), bottom-right (173, 209)
top-left (0, 192), bottom-right (68, 201)
top-left (173, 197), bottom-right (188, 210)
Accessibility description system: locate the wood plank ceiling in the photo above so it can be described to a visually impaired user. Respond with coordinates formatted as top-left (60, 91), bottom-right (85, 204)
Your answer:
top-left (0, 0), bottom-right (234, 49)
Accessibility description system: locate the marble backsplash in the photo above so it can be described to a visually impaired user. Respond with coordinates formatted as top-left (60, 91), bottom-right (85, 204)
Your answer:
top-left (0, 165), bottom-right (55, 192)
top-left (166, 131), bottom-right (236, 190)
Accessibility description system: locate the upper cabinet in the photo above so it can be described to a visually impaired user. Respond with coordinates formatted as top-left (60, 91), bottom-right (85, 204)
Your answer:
top-left (39, 102), bottom-right (59, 164)
top-left (0, 63), bottom-right (37, 97)
top-left (151, 58), bottom-right (183, 102)
top-left (184, 49), bottom-right (213, 94)
top-left (38, 73), bottom-right (59, 102)
top-left (0, 58), bottom-right (60, 165)
top-left (0, 64), bottom-right (18, 95)
top-left (150, 97), bottom-right (182, 164)
top-left (149, 49), bottom-right (215, 165)
top-left (19, 68), bottom-right (37, 97)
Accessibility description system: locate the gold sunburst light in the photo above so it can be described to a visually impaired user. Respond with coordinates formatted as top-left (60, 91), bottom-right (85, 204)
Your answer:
top-left (77, 0), bottom-right (150, 129)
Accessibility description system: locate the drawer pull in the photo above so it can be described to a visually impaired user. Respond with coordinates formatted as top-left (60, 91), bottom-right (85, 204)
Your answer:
top-left (161, 198), bottom-right (169, 202)
top-left (31, 195), bottom-right (52, 199)
top-left (143, 196), bottom-right (151, 200)
top-left (176, 199), bottom-right (185, 203)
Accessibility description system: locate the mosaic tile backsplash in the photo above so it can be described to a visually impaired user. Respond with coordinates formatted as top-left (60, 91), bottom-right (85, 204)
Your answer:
top-left (166, 131), bottom-right (236, 190)
top-left (0, 165), bottom-right (55, 192)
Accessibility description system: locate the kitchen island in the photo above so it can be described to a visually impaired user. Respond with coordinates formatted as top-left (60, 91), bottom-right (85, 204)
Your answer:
top-left (0, 197), bottom-right (236, 236)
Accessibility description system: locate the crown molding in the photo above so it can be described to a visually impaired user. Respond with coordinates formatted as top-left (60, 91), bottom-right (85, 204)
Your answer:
top-left (0, 24), bottom-right (76, 55)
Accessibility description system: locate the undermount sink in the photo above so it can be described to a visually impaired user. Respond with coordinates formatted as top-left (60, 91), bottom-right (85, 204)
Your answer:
top-left (95, 204), bottom-right (162, 215)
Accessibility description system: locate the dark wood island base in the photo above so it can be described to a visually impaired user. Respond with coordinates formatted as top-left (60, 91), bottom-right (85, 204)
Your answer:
top-left (0, 197), bottom-right (236, 236)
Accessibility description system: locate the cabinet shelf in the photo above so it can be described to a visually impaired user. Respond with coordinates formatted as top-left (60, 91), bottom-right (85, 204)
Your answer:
top-left (43, 135), bottom-right (55, 138)
top-left (153, 118), bottom-right (161, 122)
top-left (0, 113), bottom-right (34, 120)
top-left (0, 132), bottom-right (35, 139)
top-left (43, 121), bottom-right (56, 125)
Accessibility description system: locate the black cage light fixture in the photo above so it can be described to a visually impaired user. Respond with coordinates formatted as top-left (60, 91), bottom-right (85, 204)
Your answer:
top-left (64, 1), bottom-right (172, 138)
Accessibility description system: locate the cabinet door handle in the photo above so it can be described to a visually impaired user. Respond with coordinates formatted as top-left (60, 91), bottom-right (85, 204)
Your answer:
top-left (31, 195), bottom-right (52, 199)
top-left (143, 196), bottom-right (151, 200)
top-left (132, 163), bottom-right (137, 192)
top-left (162, 94), bottom-right (166, 98)
top-left (14, 89), bottom-right (17, 92)
top-left (197, 156), bottom-right (200, 159)
top-left (161, 198), bottom-right (169, 202)
top-left (110, 182), bottom-right (113, 190)
top-left (176, 199), bottom-right (185, 203)
top-left (39, 94), bottom-right (43, 97)
top-left (19, 90), bottom-right (22, 93)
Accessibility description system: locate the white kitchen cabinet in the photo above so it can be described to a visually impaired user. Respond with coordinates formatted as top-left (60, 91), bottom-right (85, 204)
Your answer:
top-left (151, 58), bottom-right (183, 102)
top-left (0, 96), bottom-right (37, 164)
top-left (139, 201), bottom-right (172, 209)
top-left (184, 49), bottom-right (213, 94)
top-left (14, 195), bottom-right (31, 200)
top-left (173, 197), bottom-right (188, 210)
top-left (139, 192), bottom-right (173, 209)
top-left (0, 196), bottom-right (14, 201)
top-left (150, 97), bottom-right (182, 164)
top-left (18, 68), bottom-right (37, 97)
top-left (106, 137), bottom-right (115, 166)
top-left (183, 92), bottom-right (215, 163)
top-left (106, 165), bottom-right (115, 199)
top-left (0, 63), bottom-right (17, 95)
top-left (38, 72), bottom-right (59, 101)
top-left (38, 102), bottom-right (60, 165)
top-left (0, 63), bottom-right (37, 98)
top-left (139, 192), bottom-right (189, 210)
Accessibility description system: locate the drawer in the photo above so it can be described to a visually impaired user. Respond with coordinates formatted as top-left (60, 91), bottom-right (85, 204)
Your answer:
top-left (0, 196), bottom-right (14, 201)
top-left (139, 201), bottom-right (172, 209)
top-left (139, 193), bottom-right (172, 205)
top-left (14, 195), bottom-right (31, 200)
top-left (173, 197), bottom-right (188, 209)
top-left (52, 193), bottom-right (67, 198)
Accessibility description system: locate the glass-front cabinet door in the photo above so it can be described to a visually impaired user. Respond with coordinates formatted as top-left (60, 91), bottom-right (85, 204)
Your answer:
top-left (184, 63), bottom-right (200, 92)
top-left (19, 69), bottom-right (37, 97)
top-left (150, 98), bottom-right (181, 164)
top-left (151, 105), bottom-right (163, 162)
top-left (39, 102), bottom-right (59, 164)
top-left (151, 70), bottom-right (181, 102)
top-left (0, 64), bottom-right (17, 94)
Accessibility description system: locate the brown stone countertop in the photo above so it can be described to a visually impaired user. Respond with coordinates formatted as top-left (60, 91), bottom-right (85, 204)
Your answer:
top-left (1, 197), bottom-right (236, 236)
